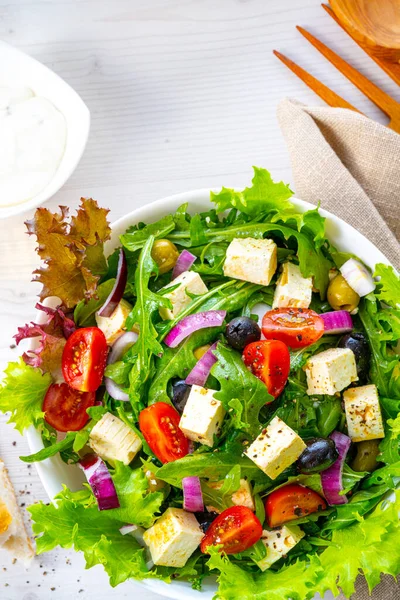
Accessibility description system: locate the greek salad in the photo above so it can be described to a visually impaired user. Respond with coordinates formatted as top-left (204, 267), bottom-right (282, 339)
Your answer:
top-left (1, 167), bottom-right (399, 600)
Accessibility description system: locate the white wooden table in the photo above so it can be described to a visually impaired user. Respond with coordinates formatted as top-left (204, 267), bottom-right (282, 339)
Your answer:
top-left (0, 1), bottom-right (396, 598)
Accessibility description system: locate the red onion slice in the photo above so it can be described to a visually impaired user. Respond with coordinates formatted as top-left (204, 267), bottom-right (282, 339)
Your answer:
top-left (182, 476), bottom-right (204, 512)
top-left (105, 331), bottom-right (138, 402)
top-left (321, 431), bottom-right (351, 506)
top-left (186, 342), bottom-right (218, 386)
top-left (172, 250), bottom-right (196, 279)
top-left (340, 259), bottom-right (375, 297)
top-left (320, 311), bottom-right (353, 334)
top-left (79, 454), bottom-right (120, 510)
top-left (98, 249), bottom-right (128, 317)
top-left (105, 378), bottom-right (130, 402)
top-left (164, 310), bottom-right (226, 348)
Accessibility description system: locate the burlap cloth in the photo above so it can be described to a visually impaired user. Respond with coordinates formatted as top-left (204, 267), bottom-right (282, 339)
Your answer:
top-left (277, 98), bottom-right (400, 600)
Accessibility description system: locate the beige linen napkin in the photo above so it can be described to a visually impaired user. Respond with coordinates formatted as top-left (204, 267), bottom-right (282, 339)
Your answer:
top-left (277, 98), bottom-right (400, 270)
top-left (277, 98), bottom-right (399, 599)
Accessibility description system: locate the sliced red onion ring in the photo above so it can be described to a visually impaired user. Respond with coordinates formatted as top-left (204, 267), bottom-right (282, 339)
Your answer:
top-left (340, 259), bottom-right (375, 297)
top-left (98, 249), bottom-right (128, 317)
top-left (105, 378), bottom-right (130, 402)
top-left (182, 476), bottom-right (204, 512)
top-left (172, 250), bottom-right (196, 280)
top-left (79, 454), bottom-right (120, 511)
top-left (320, 311), bottom-right (353, 334)
top-left (105, 331), bottom-right (138, 402)
top-left (321, 431), bottom-right (351, 506)
top-left (186, 342), bottom-right (218, 386)
top-left (164, 311), bottom-right (226, 348)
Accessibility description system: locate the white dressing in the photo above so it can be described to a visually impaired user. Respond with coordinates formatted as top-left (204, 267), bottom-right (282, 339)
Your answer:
top-left (0, 86), bottom-right (67, 208)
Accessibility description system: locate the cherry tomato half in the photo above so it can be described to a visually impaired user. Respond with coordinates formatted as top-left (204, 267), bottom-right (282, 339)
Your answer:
top-left (139, 402), bottom-right (189, 464)
top-left (43, 383), bottom-right (95, 432)
top-left (243, 340), bottom-right (290, 398)
top-left (200, 506), bottom-right (262, 555)
top-left (265, 483), bottom-right (327, 528)
top-left (262, 307), bottom-right (324, 349)
top-left (62, 327), bottom-right (108, 392)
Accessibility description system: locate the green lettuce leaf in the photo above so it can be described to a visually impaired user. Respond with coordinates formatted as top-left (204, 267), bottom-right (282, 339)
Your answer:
top-left (0, 359), bottom-right (51, 433)
top-left (374, 263), bottom-right (400, 309)
top-left (74, 278), bottom-right (116, 327)
top-left (120, 215), bottom-right (175, 252)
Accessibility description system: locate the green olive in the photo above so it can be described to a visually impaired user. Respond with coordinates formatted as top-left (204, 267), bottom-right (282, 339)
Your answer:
top-left (194, 344), bottom-right (211, 360)
top-left (144, 469), bottom-right (166, 492)
top-left (327, 274), bottom-right (360, 312)
top-left (351, 439), bottom-right (381, 472)
top-left (151, 239), bottom-right (179, 274)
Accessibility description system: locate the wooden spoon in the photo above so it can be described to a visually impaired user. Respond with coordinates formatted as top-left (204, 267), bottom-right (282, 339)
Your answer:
top-left (329, 0), bottom-right (400, 63)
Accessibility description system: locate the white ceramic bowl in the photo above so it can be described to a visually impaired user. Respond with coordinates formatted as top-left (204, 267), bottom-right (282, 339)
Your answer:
top-left (0, 41), bottom-right (90, 219)
top-left (27, 190), bottom-right (391, 600)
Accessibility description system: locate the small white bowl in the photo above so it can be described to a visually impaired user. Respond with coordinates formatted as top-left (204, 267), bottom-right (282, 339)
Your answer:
top-left (27, 190), bottom-right (392, 600)
top-left (0, 41), bottom-right (90, 219)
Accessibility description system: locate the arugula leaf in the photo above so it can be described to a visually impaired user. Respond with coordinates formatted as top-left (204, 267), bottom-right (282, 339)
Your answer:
top-left (289, 336), bottom-right (337, 371)
top-left (379, 413), bottom-right (400, 465)
top-left (210, 167), bottom-right (293, 217)
top-left (120, 215), bottom-right (175, 252)
top-left (374, 263), bottom-right (400, 309)
top-left (0, 359), bottom-right (51, 433)
top-left (74, 278), bottom-right (115, 326)
top-left (20, 432), bottom-right (76, 463)
top-left (211, 343), bottom-right (272, 438)
top-left (201, 465), bottom-right (241, 512)
top-left (26, 199), bottom-right (111, 308)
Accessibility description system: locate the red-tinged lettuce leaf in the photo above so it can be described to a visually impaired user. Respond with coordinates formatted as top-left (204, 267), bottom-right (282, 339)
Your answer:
top-left (14, 303), bottom-right (75, 380)
top-left (26, 199), bottom-right (111, 308)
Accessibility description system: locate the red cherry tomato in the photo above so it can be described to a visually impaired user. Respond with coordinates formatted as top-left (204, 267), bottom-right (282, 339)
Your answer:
top-left (242, 340), bottom-right (290, 398)
top-left (139, 402), bottom-right (189, 464)
top-left (261, 307), bottom-right (324, 349)
top-left (200, 506), bottom-right (262, 555)
top-left (265, 483), bottom-right (327, 528)
top-left (43, 383), bottom-right (95, 432)
top-left (62, 327), bottom-right (108, 392)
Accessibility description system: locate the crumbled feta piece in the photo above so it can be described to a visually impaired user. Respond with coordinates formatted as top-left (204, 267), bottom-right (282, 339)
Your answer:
top-left (256, 525), bottom-right (304, 571)
top-left (179, 385), bottom-right (226, 447)
top-left (143, 507), bottom-right (204, 568)
top-left (223, 237), bottom-right (277, 286)
top-left (272, 262), bottom-right (313, 309)
top-left (343, 384), bottom-right (384, 442)
top-left (89, 412), bottom-right (142, 465)
top-left (304, 348), bottom-right (358, 395)
top-left (245, 416), bottom-right (306, 480)
top-left (205, 478), bottom-right (255, 513)
top-left (95, 298), bottom-right (132, 345)
top-left (159, 271), bottom-right (208, 320)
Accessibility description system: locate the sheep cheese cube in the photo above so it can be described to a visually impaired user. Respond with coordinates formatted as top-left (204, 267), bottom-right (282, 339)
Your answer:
top-left (272, 262), bottom-right (313, 309)
top-left (159, 271), bottom-right (208, 320)
top-left (95, 299), bottom-right (132, 345)
top-left (304, 348), bottom-right (358, 396)
top-left (256, 525), bottom-right (304, 571)
top-left (143, 507), bottom-right (204, 568)
top-left (89, 412), bottom-right (142, 465)
top-left (245, 417), bottom-right (306, 480)
top-left (223, 238), bottom-right (277, 286)
top-left (206, 478), bottom-right (255, 513)
top-left (179, 385), bottom-right (226, 447)
top-left (343, 384), bottom-right (384, 442)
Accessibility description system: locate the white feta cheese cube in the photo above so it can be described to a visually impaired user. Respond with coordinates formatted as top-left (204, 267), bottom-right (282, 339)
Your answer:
top-left (95, 299), bottom-right (133, 345)
top-left (179, 385), bottom-right (226, 447)
top-left (159, 271), bottom-right (208, 320)
top-left (89, 413), bottom-right (142, 465)
top-left (143, 507), bottom-right (204, 568)
top-left (256, 525), bottom-right (304, 571)
top-left (223, 238), bottom-right (277, 286)
top-left (245, 417), bottom-right (306, 480)
top-left (272, 262), bottom-right (313, 309)
top-left (205, 478), bottom-right (255, 513)
top-left (343, 384), bottom-right (384, 442)
top-left (304, 348), bottom-right (358, 396)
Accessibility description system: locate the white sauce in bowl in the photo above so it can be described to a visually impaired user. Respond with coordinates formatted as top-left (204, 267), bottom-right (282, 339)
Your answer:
top-left (0, 86), bottom-right (67, 208)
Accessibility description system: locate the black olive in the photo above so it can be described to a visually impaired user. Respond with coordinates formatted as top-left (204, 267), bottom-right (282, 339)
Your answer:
top-left (195, 511), bottom-right (219, 533)
top-left (297, 438), bottom-right (339, 474)
top-left (226, 316), bottom-right (261, 351)
top-left (171, 380), bottom-right (191, 414)
top-left (338, 332), bottom-right (371, 382)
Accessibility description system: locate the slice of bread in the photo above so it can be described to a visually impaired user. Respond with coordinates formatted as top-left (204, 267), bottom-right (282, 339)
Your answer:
top-left (0, 459), bottom-right (34, 565)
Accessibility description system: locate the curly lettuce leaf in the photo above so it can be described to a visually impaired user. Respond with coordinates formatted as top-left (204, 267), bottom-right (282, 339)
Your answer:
top-left (26, 199), bottom-right (111, 308)
top-left (0, 358), bottom-right (51, 433)
top-left (210, 167), bottom-right (293, 217)
top-left (374, 263), bottom-right (400, 309)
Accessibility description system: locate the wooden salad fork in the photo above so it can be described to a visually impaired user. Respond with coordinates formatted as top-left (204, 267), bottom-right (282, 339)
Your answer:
top-left (273, 5), bottom-right (400, 134)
